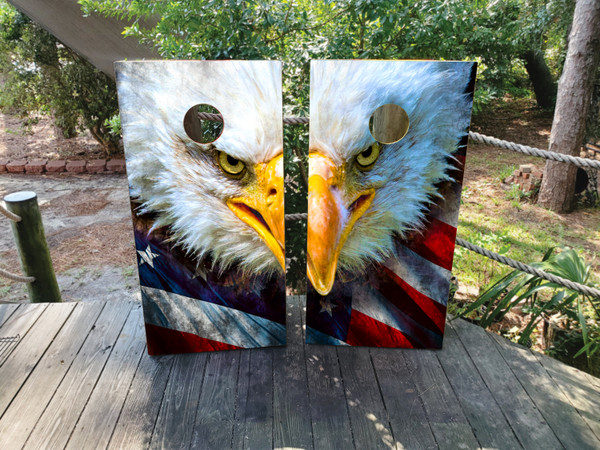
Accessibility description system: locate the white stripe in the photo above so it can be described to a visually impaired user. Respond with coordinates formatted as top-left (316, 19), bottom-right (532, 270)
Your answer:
top-left (428, 179), bottom-right (462, 228)
top-left (306, 327), bottom-right (349, 346)
top-left (141, 286), bottom-right (285, 348)
top-left (387, 244), bottom-right (451, 306)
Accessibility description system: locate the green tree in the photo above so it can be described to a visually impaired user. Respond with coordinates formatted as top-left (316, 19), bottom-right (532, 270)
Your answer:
top-left (0, 2), bottom-right (120, 155)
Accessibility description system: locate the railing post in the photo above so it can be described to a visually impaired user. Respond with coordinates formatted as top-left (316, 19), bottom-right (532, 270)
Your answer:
top-left (4, 191), bottom-right (61, 303)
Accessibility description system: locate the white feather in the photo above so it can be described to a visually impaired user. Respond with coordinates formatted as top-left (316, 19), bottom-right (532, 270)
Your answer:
top-left (116, 61), bottom-right (283, 275)
top-left (310, 60), bottom-right (474, 273)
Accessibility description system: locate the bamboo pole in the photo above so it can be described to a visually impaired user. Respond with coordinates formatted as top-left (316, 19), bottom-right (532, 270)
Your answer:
top-left (4, 191), bottom-right (61, 303)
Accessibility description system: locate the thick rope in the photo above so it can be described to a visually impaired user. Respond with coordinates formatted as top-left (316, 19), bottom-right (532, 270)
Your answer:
top-left (199, 112), bottom-right (598, 169)
top-left (455, 238), bottom-right (600, 299)
top-left (283, 116), bottom-right (309, 125)
top-left (197, 112), bottom-right (224, 123)
top-left (198, 112), bottom-right (309, 125)
top-left (282, 213), bottom-right (599, 298)
top-left (0, 204), bottom-right (21, 222)
top-left (0, 267), bottom-right (34, 283)
top-left (468, 131), bottom-right (600, 170)
top-left (285, 212), bottom-right (308, 221)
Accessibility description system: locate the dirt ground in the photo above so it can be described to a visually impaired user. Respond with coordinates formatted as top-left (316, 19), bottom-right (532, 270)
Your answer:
top-left (0, 173), bottom-right (138, 302)
top-left (0, 112), bottom-right (119, 161)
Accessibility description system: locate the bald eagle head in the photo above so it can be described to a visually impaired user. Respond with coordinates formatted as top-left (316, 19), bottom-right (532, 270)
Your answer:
top-left (307, 60), bottom-right (473, 295)
top-left (116, 61), bottom-right (284, 278)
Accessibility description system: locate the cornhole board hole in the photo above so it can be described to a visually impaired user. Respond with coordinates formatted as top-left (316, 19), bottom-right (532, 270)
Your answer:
top-left (115, 61), bottom-right (286, 354)
top-left (306, 60), bottom-right (476, 348)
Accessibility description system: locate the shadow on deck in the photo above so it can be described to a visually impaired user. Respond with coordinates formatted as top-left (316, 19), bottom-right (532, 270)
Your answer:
top-left (0, 296), bottom-right (598, 449)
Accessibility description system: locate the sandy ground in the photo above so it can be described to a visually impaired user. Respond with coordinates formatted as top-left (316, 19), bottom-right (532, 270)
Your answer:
top-left (0, 173), bottom-right (139, 302)
top-left (0, 113), bottom-right (109, 161)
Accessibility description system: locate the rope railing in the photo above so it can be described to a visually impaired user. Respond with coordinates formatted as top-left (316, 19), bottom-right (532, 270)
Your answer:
top-left (0, 203), bottom-right (21, 222)
top-left (456, 238), bottom-right (600, 299)
top-left (0, 267), bottom-right (34, 283)
top-left (468, 131), bottom-right (600, 170)
top-left (0, 201), bottom-right (34, 284)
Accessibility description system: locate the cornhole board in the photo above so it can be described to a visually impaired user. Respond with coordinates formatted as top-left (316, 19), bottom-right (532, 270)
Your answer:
top-left (116, 61), bottom-right (286, 354)
top-left (305, 60), bottom-right (477, 348)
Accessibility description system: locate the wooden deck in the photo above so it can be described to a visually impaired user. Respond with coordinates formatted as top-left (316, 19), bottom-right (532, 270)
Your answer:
top-left (0, 297), bottom-right (598, 449)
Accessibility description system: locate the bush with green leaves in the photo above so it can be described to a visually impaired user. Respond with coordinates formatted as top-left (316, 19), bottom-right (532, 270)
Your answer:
top-left (458, 247), bottom-right (599, 371)
top-left (0, 1), bottom-right (120, 155)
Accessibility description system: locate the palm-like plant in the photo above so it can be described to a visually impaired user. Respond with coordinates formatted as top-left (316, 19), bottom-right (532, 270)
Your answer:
top-left (458, 247), bottom-right (599, 365)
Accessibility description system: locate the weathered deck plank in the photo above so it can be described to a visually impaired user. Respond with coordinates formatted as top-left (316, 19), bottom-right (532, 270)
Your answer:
top-left (371, 348), bottom-right (438, 449)
top-left (533, 348), bottom-right (600, 441)
top-left (190, 351), bottom-right (241, 449)
top-left (0, 303), bottom-right (47, 369)
top-left (148, 352), bottom-right (208, 449)
top-left (108, 352), bottom-right (175, 449)
top-left (272, 295), bottom-right (313, 449)
top-left (402, 347), bottom-right (481, 449)
top-left (0, 303), bottom-right (73, 416)
top-left (24, 301), bottom-right (134, 450)
top-left (0, 303), bottom-right (20, 328)
top-left (337, 347), bottom-right (395, 449)
top-left (65, 304), bottom-right (145, 449)
top-left (0, 302), bottom-right (105, 449)
top-left (305, 344), bottom-right (353, 449)
top-left (452, 318), bottom-right (563, 449)
top-left (489, 331), bottom-right (599, 449)
top-left (436, 322), bottom-right (522, 449)
top-left (231, 349), bottom-right (274, 450)
top-left (0, 299), bottom-right (598, 450)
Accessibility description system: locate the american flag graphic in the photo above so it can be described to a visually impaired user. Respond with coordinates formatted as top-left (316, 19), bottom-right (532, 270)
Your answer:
top-left (305, 146), bottom-right (467, 348)
top-left (133, 215), bottom-right (286, 355)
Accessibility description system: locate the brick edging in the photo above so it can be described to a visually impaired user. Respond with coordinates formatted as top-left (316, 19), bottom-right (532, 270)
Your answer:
top-left (0, 159), bottom-right (126, 175)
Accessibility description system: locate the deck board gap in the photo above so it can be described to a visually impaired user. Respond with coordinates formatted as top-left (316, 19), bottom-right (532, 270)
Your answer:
top-left (0, 303), bottom-right (74, 422)
top-left (368, 350), bottom-right (398, 447)
top-left (487, 332), bottom-right (570, 447)
top-left (0, 303), bottom-right (21, 328)
top-left (397, 351), bottom-right (441, 450)
top-left (63, 302), bottom-right (137, 449)
top-left (105, 338), bottom-right (148, 449)
top-left (445, 320), bottom-right (524, 449)
top-left (336, 347), bottom-right (357, 449)
top-left (12, 302), bottom-right (108, 448)
top-left (146, 350), bottom-right (177, 448)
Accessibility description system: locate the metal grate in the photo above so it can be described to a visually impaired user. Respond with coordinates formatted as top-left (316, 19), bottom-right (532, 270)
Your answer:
top-left (0, 335), bottom-right (20, 365)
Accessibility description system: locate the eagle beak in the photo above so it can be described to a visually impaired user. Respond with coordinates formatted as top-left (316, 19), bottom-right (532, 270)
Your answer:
top-left (227, 153), bottom-right (285, 271)
top-left (307, 152), bottom-right (375, 296)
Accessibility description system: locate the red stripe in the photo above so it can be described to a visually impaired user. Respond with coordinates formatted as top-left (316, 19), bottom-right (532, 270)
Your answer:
top-left (404, 216), bottom-right (457, 271)
top-left (379, 265), bottom-right (446, 334)
top-left (145, 323), bottom-right (242, 355)
top-left (346, 310), bottom-right (417, 348)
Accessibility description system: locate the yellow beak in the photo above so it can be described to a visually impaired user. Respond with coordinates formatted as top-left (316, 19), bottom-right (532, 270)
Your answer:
top-left (227, 153), bottom-right (285, 271)
top-left (307, 152), bottom-right (375, 296)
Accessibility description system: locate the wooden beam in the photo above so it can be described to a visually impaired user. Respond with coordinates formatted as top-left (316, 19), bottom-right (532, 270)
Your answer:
top-left (7, 0), bottom-right (157, 78)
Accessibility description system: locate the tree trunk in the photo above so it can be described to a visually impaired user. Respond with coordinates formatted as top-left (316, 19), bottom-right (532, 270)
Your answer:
top-left (537, 0), bottom-right (600, 212)
top-left (522, 49), bottom-right (557, 109)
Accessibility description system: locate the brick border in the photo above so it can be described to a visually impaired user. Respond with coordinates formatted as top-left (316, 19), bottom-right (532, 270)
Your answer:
top-left (0, 159), bottom-right (126, 175)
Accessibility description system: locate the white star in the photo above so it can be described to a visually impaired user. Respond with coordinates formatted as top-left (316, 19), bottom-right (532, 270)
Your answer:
top-left (137, 245), bottom-right (159, 268)
top-left (191, 266), bottom-right (207, 281)
top-left (319, 298), bottom-right (334, 316)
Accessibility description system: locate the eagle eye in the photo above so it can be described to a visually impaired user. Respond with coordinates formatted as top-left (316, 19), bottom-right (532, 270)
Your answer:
top-left (356, 142), bottom-right (380, 170)
top-left (218, 151), bottom-right (246, 179)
